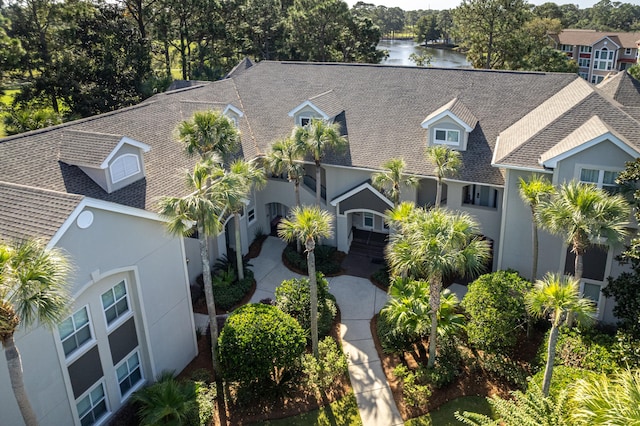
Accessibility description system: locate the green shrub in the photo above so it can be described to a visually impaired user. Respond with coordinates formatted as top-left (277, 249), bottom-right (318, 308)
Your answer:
top-left (462, 271), bottom-right (531, 355)
top-left (275, 274), bottom-right (337, 338)
top-left (283, 244), bottom-right (341, 275)
top-left (212, 271), bottom-right (253, 311)
top-left (376, 311), bottom-right (417, 354)
top-left (535, 327), bottom-right (620, 375)
top-left (218, 303), bottom-right (306, 385)
top-left (302, 337), bottom-right (349, 392)
top-left (133, 372), bottom-right (215, 426)
top-left (371, 265), bottom-right (390, 289)
top-left (476, 352), bottom-right (528, 388)
top-left (424, 336), bottom-right (464, 388)
top-left (393, 365), bottom-right (432, 408)
top-left (529, 365), bottom-right (597, 400)
top-left (611, 329), bottom-right (640, 369)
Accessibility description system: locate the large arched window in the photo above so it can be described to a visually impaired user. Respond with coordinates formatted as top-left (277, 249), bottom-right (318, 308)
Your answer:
top-left (110, 154), bottom-right (140, 183)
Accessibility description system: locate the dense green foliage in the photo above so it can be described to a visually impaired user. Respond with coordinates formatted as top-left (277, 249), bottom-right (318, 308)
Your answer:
top-left (462, 271), bottom-right (531, 354)
top-left (133, 372), bottom-right (216, 426)
top-left (529, 366), bottom-right (598, 400)
top-left (282, 244), bottom-right (342, 275)
top-left (274, 275), bottom-right (337, 338)
top-left (218, 303), bottom-right (306, 385)
top-left (301, 337), bottom-right (348, 392)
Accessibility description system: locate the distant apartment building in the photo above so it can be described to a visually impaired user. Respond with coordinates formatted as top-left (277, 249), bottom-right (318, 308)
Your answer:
top-left (549, 29), bottom-right (640, 84)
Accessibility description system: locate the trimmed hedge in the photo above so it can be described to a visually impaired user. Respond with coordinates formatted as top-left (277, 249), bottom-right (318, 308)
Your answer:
top-left (218, 303), bottom-right (306, 385)
top-left (283, 244), bottom-right (342, 275)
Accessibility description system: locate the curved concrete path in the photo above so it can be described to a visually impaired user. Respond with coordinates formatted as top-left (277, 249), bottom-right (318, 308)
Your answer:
top-left (246, 237), bottom-right (403, 426)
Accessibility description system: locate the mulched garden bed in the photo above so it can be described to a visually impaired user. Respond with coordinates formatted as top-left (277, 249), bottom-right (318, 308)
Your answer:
top-left (370, 314), bottom-right (545, 421)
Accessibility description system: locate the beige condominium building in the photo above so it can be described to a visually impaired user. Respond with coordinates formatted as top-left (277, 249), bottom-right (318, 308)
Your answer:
top-left (550, 29), bottom-right (640, 83)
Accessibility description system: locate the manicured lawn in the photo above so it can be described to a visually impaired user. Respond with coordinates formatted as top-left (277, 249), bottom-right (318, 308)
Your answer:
top-left (256, 392), bottom-right (362, 426)
top-left (405, 396), bottom-right (493, 425)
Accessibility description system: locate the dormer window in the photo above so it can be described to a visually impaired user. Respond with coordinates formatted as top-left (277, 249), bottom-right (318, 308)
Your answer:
top-left (110, 154), bottom-right (140, 184)
top-left (435, 129), bottom-right (460, 145)
top-left (223, 104), bottom-right (243, 128)
top-left (300, 117), bottom-right (312, 127)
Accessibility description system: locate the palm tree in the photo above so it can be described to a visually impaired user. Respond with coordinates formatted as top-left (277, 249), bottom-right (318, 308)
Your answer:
top-left (294, 119), bottom-right (348, 206)
top-left (277, 206), bottom-right (333, 356)
top-left (386, 206), bottom-right (490, 368)
top-left (571, 369), bottom-right (640, 424)
top-left (382, 277), bottom-right (464, 342)
top-left (525, 273), bottom-right (595, 396)
top-left (518, 174), bottom-right (555, 282)
top-left (158, 158), bottom-right (242, 375)
top-left (371, 158), bottom-right (419, 207)
top-left (537, 181), bottom-right (630, 324)
top-left (0, 239), bottom-right (72, 426)
top-left (175, 110), bottom-right (240, 163)
top-left (425, 145), bottom-right (462, 208)
top-left (226, 159), bottom-right (266, 280)
top-left (266, 137), bottom-right (306, 208)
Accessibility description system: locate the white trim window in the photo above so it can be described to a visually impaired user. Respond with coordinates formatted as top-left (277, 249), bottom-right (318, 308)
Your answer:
top-left (579, 72), bottom-right (589, 80)
top-left (110, 154), bottom-right (140, 183)
top-left (58, 306), bottom-right (94, 358)
top-left (591, 75), bottom-right (605, 84)
top-left (625, 48), bottom-right (632, 55)
top-left (434, 128), bottom-right (460, 145)
top-left (363, 212), bottom-right (374, 229)
top-left (578, 58), bottom-right (590, 68)
top-left (76, 381), bottom-right (108, 426)
top-left (247, 207), bottom-right (256, 224)
top-left (579, 46), bottom-right (592, 54)
top-left (116, 351), bottom-right (143, 398)
top-left (579, 168), bottom-right (619, 192)
top-left (300, 117), bottom-right (312, 127)
top-left (561, 44), bottom-right (573, 52)
top-left (101, 280), bottom-right (130, 327)
top-left (580, 280), bottom-right (603, 314)
top-left (593, 48), bottom-right (614, 70)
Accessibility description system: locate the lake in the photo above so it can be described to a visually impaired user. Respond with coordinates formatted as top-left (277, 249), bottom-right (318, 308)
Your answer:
top-left (378, 39), bottom-right (471, 68)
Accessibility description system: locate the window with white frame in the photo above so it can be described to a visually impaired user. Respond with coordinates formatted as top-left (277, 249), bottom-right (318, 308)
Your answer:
top-left (579, 168), bottom-right (619, 193)
top-left (578, 58), bottom-right (590, 68)
top-left (565, 244), bottom-right (609, 315)
top-left (247, 207), bottom-right (256, 223)
top-left (579, 45), bottom-right (592, 53)
top-left (58, 307), bottom-right (93, 357)
top-left (101, 280), bottom-right (129, 326)
top-left (76, 381), bottom-right (108, 426)
top-left (300, 117), bottom-right (312, 127)
top-left (591, 75), bottom-right (605, 84)
top-left (116, 351), bottom-right (143, 398)
top-left (579, 72), bottom-right (589, 80)
top-left (434, 128), bottom-right (460, 145)
top-left (561, 44), bottom-right (573, 52)
top-left (625, 48), bottom-right (632, 55)
top-left (593, 48), bottom-right (614, 70)
top-left (110, 154), bottom-right (140, 183)
top-left (363, 212), bottom-right (374, 228)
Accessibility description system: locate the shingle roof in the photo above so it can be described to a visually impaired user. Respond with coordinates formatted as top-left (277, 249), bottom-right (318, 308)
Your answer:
top-left (308, 90), bottom-right (343, 119)
top-left (0, 181), bottom-right (83, 243)
top-left (552, 29), bottom-right (640, 48)
top-left (58, 129), bottom-right (123, 168)
top-left (423, 98), bottom-right (478, 130)
top-left (1, 61), bottom-right (637, 218)
top-left (597, 71), bottom-right (640, 108)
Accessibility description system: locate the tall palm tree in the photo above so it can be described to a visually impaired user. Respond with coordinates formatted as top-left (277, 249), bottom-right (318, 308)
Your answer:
top-left (371, 158), bottom-right (419, 207)
top-left (1, 239), bottom-right (72, 426)
top-left (386, 206), bottom-right (490, 367)
top-left (537, 180), bottom-right (630, 284)
top-left (571, 369), bottom-right (640, 424)
top-left (425, 145), bottom-right (462, 208)
top-left (158, 158), bottom-right (242, 375)
top-left (526, 273), bottom-right (595, 396)
top-left (266, 137), bottom-right (306, 208)
top-left (518, 174), bottom-right (555, 282)
top-left (294, 119), bottom-right (348, 206)
top-left (277, 206), bottom-right (333, 356)
top-left (175, 110), bottom-right (240, 163)
top-left (226, 159), bottom-right (266, 280)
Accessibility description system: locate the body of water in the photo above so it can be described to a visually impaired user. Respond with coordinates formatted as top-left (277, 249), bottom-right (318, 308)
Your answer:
top-left (378, 39), bottom-right (471, 68)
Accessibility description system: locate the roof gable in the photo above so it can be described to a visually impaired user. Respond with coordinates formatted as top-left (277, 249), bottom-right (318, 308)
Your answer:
top-left (59, 130), bottom-right (150, 169)
top-left (539, 116), bottom-right (639, 168)
top-left (597, 71), bottom-right (640, 108)
top-left (330, 181), bottom-right (393, 210)
top-left (421, 98), bottom-right (477, 132)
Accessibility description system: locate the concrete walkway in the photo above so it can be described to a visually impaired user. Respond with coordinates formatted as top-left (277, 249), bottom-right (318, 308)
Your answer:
top-left (246, 237), bottom-right (404, 425)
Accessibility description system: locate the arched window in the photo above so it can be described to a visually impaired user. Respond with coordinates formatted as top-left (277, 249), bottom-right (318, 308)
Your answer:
top-left (110, 154), bottom-right (140, 183)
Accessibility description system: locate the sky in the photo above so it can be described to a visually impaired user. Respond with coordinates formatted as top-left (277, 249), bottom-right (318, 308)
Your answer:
top-left (345, 0), bottom-right (636, 11)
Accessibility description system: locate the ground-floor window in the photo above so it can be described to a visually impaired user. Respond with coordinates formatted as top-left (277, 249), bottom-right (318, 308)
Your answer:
top-left (116, 350), bottom-right (143, 398)
top-left (77, 382), bottom-right (108, 426)
top-left (363, 212), bottom-right (374, 228)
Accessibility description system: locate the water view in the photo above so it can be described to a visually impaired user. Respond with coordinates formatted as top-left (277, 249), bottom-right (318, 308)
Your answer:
top-left (378, 39), bottom-right (471, 68)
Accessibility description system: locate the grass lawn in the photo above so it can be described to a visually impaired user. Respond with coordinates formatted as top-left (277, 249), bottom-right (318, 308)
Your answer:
top-left (255, 392), bottom-right (362, 426)
top-left (405, 396), bottom-right (493, 425)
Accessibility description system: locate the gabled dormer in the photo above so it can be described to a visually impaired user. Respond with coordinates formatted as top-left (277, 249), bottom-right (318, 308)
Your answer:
top-left (288, 90), bottom-right (343, 127)
top-left (421, 98), bottom-right (477, 151)
top-left (180, 101), bottom-right (244, 128)
top-left (58, 130), bottom-right (151, 193)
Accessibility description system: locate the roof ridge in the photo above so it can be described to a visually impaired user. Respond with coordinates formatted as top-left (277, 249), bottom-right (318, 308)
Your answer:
top-left (0, 180), bottom-right (84, 199)
top-left (229, 78), bottom-right (260, 156)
